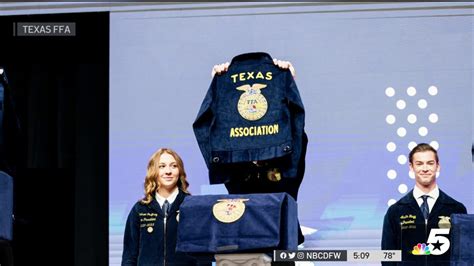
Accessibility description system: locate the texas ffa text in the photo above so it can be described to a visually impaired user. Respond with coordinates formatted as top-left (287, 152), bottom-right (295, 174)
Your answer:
top-left (21, 25), bottom-right (72, 34)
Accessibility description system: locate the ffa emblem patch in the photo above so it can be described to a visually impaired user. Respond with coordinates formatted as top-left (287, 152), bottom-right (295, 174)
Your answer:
top-left (212, 199), bottom-right (249, 223)
top-left (147, 226), bottom-right (153, 233)
top-left (236, 83), bottom-right (268, 121)
top-left (438, 216), bottom-right (451, 228)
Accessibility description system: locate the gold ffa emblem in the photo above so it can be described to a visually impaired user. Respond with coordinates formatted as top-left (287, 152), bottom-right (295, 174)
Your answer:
top-left (147, 226), bottom-right (153, 233)
top-left (438, 216), bottom-right (451, 228)
top-left (212, 199), bottom-right (249, 223)
top-left (236, 83), bottom-right (268, 121)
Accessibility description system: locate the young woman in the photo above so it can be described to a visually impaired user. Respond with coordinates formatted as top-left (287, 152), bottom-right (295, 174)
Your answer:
top-left (122, 148), bottom-right (205, 266)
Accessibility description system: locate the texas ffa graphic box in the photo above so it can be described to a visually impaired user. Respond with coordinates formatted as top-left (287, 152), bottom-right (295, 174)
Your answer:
top-left (176, 192), bottom-right (298, 253)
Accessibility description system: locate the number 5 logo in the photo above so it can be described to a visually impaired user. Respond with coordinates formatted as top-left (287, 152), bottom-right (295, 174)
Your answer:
top-left (427, 228), bottom-right (450, 255)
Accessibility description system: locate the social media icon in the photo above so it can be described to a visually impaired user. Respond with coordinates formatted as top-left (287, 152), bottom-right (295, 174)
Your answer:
top-left (280, 252), bottom-right (287, 259)
top-left (288, 252), bottom-right (296, 259)
top-left (297, 252), bottom-right (304, 260)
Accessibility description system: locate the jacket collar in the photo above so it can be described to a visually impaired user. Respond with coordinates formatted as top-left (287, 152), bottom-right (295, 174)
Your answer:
top-left (230, 52), bottom-right (273, 65)
top-left (398, 188), bottom-right (458, 219)
top-left (430, 189), bottom-right (458, 217)
top-left (398, 189), bottom-right (421, 214)
top-left (147, 189), bottom-right (188, 215)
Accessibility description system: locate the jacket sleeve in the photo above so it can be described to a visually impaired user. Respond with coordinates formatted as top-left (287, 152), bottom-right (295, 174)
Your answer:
top-left (285, 72), bottom-right (306, 177)
top-left (381, 207), bottom-right (398, 266)
top-left (122, 205), bottom-right (140, 266)
top-left (286, 72), bottom-right (305, 118)
top-left (192, 77), bottom-right (217, 169)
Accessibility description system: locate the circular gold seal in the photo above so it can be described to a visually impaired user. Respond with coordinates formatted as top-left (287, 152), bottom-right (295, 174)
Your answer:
top-left (236, 83), bottom-right (268, 121)
top-left (237, 93), bottom-right (268, 121)
top-left (147, 226), bottom-right (153, 233)
top-left (212, 199), bottom-right (247, 223)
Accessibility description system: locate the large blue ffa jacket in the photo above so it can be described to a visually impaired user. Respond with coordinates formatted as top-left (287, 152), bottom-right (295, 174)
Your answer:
top-left (122, 190), bottom-right (208, 266)
top-left (193, 52), bottom-right (306, 185)
top-left (381, 189), bottom-right (467, 266)
top-left (176, 193), bottom-right (298, 254)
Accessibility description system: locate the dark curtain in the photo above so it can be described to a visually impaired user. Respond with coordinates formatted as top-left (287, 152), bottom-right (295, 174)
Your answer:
top-left (0, 12), bottom-right (109, 266)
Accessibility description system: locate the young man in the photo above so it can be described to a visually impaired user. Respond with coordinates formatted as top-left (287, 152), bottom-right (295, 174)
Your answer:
top-left (381, 143), bottom-right (467, 265)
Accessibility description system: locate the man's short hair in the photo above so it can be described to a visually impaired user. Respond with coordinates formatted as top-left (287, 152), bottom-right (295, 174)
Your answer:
top-left (409, 143), bottom-right (439, 164)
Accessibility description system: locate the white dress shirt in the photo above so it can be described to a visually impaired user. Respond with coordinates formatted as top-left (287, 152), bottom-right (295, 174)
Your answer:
top-left (155, 187), bottom-right (179, 209)
top-left (413, 185), bottom-right (439, 222)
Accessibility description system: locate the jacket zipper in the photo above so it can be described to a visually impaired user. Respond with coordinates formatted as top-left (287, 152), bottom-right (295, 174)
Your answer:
top-left (424, 216), bottom-right (428, 266)
top-left (164, 213), bottom-right (167, 266)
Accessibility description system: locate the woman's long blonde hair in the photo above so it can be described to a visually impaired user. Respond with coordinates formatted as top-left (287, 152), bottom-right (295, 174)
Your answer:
top-left (140, 148), bottom-right (190, 204)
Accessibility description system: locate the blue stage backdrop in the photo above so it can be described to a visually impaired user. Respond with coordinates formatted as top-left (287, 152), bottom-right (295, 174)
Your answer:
top-left (109, 3), bottom-right (473, 265)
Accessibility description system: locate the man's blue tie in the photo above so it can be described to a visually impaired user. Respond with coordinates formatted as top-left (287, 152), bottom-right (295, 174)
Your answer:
top-left (420, 195), bottom-right (430, 220)
top-left (163, 200), bottom-right (170, 217)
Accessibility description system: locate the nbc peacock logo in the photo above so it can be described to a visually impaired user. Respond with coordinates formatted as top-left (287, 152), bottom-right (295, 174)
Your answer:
top-left (412, 243), bottom-right (431, 255)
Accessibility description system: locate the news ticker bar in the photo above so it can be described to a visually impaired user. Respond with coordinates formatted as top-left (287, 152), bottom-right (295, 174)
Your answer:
top-left (274, 250), bottom-right (401, 262)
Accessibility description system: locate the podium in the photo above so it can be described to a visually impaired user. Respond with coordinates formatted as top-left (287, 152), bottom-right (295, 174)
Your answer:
top-left (176, 192), bottom-right (298, 256)
top-left (450, 214), bottom-right (474, 265)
